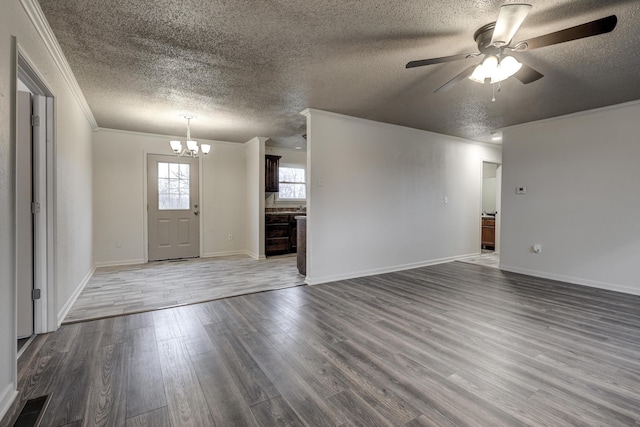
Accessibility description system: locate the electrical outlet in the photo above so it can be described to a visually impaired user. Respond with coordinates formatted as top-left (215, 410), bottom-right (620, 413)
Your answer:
top-left (444, 196), bottom-right (448, 204)
top-left (227, 234), bottom-right (233, 241)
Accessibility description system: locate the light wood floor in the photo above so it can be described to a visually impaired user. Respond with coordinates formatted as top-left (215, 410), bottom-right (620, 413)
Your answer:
top-left (458, 251), bottom-right (500, 268)
top-left (5, 261), bottom-right (640, 426)
top-left (65, 255), bottom-right (305, 323)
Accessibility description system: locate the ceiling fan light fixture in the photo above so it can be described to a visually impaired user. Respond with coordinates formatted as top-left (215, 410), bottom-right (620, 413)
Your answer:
top-left (469, 55), bottom-right (522, 84)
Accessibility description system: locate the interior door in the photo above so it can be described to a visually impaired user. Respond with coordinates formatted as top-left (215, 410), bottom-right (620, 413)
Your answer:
top-left (147, 154), bottom-right (200, 261)
top-left (17, 90), bottom-right (34, 338)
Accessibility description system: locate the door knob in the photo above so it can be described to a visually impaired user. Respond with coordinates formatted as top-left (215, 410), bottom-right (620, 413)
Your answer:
top-left (194, 210), bottom-right (199, 216)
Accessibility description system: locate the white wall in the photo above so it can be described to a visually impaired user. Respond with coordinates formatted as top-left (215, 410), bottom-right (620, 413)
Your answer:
top-left (244, 137), bottom-right (266, 259)
top-left (501, 101), bottom-right (640, 295)
top-left (93, 129), bottom-right (248, 266)
top-left (264, 146), bottom-right (307, 208)
top-left (482, 177), bottom-right (497, 213)
top-left (303, 109), bottom-right (501, 285)
top-left (1, 0), bottom-right (94, 418)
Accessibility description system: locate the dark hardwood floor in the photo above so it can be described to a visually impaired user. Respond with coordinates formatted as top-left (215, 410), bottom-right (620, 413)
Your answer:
top-left (3, 261), bottom-right (640, 426)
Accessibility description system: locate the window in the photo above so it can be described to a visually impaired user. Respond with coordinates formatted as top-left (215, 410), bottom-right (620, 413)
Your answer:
top-left (277, 165), bottom-right (306, 201)
top-left (157, 162), bottom-right (190, 209)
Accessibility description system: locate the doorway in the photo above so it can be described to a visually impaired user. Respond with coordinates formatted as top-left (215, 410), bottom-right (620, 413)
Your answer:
top-left (15, 49), bottom-right (57, 354)
top-left (147, 154), bottom-right (201, 261)
top-left (481, 161), bottom-right (502, 260)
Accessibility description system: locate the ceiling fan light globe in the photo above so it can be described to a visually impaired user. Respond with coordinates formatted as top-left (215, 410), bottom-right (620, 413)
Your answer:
top-left (495, 56), bottom-right (522, 82)
top-left (469, 64), bottom-right (487, 83)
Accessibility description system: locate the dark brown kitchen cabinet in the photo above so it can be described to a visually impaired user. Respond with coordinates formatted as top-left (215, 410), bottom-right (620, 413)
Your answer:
top-left (265, 213), bottom-right (299, 256)
top-left (296, 216), bottom-right (306, 275)
top-left (265, 155), bottom-right (281, 192)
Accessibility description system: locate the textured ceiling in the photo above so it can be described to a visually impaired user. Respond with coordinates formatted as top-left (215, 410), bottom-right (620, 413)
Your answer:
top-left (38, 0), bottom-right (640, 148)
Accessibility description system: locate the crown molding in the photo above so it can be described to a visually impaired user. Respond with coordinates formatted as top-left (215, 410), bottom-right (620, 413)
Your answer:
top-left (20, 0), bottom-right (98, 129)
top-left (96, 127), bottom-right (241, 145)
top-left (300, 108), bottom-right (500, 149)
top-left (502, 98), bottom-right (640, 133)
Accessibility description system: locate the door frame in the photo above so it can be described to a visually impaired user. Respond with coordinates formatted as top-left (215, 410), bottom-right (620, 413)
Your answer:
top-left (143, 152), bottom-right (204, 262)
top-left (480, 160), bottom-right (502, 254)
top-left (16, 45), bottom-right (57, 336)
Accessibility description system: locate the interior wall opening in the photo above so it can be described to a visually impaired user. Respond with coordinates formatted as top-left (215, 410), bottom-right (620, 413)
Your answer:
top-left (16, 50), bottom-right (57, 356)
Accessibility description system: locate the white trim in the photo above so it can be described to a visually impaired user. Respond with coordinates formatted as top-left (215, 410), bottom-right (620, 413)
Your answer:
top-left (16, 48), bottom-right (58, 334)
top-left (305, 254), bottom-right (476, 286)
top-left (498, 264), bottom-right (640, 297)
top-left (142, 151), bottom-right (149, 263)
top-left (245, 250), bottom-right (267, 260)
top-left (300, 108), bottom-right (501, 149)
top-left (19, 0), bottom-right (98, 129)
top-left (94, 259), bottom-right (145, 268)
top-left (501, 98), bottom-right (640, 133)
top-left (96, 127), bottom-right (239, 146)
top-left (57, 266), bottom-right (95, 327)
top-left (0, 386), bottom-right (18, 424)
top-left (203, 250), bottom-right (252, 258)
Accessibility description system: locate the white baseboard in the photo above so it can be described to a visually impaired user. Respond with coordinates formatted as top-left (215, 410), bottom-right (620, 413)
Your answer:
top-left (245, 250), bottom-right (266, 260)
top-left (202, 250), bottom-right (251, 258)
top-left (305, 254), bottom-right (475, 286)
top-left (0, 384), bottom-right (18, 423)
top-left (499, 264), bottom-right (640, 296)
top-left (57, 265), bottom-right (95, 326)
top-left (94, 259), bottom-right (145, 268)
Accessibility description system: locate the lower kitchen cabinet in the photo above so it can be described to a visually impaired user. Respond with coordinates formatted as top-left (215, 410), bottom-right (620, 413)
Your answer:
top-left (265, 213), bottom-right (299, 256)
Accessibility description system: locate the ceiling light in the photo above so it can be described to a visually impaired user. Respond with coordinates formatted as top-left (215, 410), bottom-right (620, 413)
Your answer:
top-left (469, 55), bottom-right (522, 84)
top-left (170, 116), bottom-right (210, 157)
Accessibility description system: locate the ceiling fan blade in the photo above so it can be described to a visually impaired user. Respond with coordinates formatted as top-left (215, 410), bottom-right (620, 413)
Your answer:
top-left (434, 65), bottom-right (477, 93)
top-left (519, 15), bottom-right (617, 51)
top-left (406, 53), bottom-right (478, 69)
top-left (513, 64), bottom-right (544, 84)
top-left (491, 3), bottom-right (532, 46)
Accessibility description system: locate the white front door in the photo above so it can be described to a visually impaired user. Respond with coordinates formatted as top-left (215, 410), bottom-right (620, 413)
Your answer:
top-left (147, 154), bottom-right (200, 261)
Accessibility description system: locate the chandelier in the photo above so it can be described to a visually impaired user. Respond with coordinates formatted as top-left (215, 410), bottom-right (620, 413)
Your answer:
top-left (169, 116), bottom-right (210, 157)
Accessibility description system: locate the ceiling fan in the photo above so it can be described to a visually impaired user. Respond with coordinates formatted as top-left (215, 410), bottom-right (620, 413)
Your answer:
top-left (406, 4), bottom-right (617, 94)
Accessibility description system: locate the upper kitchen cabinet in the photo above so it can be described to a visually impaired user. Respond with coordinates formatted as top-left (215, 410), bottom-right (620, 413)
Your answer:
top-left (265, 155), bottom-right (281, 192)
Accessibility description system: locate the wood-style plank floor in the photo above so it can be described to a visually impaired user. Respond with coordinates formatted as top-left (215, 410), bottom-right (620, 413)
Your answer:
top-left (5, 261), bottom-right (640, 426)
top-left (65, 255), bottom-right (305, 323)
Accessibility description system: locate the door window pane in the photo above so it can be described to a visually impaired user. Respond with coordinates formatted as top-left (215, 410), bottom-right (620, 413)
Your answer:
top-left (158, 162), bottom-right (190, 209)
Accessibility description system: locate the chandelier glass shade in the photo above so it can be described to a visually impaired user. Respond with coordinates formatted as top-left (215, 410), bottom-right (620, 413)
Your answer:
top-left (170, 116), bottom-right (210, 157)
top-left (469, 55), bottom-right (522, 84)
